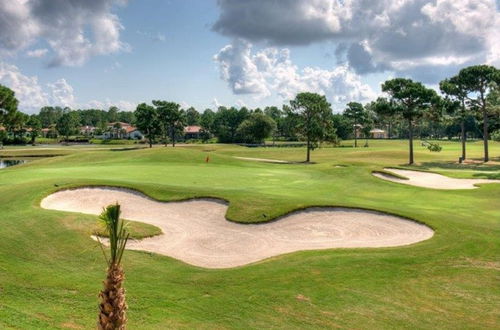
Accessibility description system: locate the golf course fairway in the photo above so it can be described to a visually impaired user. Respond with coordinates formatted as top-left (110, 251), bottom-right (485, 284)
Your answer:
top-left (0, 140), bottom-right (499, 328)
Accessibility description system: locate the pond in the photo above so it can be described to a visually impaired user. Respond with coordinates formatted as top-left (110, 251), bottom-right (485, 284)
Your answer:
top-left (0, 159), bottom-right (27, 169)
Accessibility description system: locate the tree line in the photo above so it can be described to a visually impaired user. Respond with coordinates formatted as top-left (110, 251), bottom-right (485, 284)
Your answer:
top-left (1, 64), bottom-right (499, 163)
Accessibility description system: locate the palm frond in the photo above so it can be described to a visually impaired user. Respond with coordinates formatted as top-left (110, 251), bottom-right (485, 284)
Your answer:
top-left (98, 203), bottom-right (130, 266)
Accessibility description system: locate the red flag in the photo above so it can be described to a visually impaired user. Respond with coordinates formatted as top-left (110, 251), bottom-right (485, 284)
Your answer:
top-left (205, 155), bottom-right (210, 163)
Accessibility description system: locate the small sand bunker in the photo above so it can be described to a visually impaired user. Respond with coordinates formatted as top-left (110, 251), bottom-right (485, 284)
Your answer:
top-left (41, 187), bottom-right (433, 268)
top-left (373, 168), bottom-right (499, 190)
top-left (233, 156), bottom-right (291, 163)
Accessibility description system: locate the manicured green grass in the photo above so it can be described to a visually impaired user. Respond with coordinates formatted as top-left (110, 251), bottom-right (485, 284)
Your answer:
top-left (0, 140), bottom-right (499, 328)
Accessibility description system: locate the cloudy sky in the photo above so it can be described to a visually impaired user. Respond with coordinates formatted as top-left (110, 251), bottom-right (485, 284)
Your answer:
top-left (0, 0), bottom-right (499, 113)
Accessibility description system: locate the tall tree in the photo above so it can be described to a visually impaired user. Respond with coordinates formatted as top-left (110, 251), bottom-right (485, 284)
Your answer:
top-left (107, 106), bottom-right (119, 123)
top-left (97, 204), bottom-right (130, 330)
top-left (4, 111), bottom-right (28, 143)
top-left (213, 106), bottom-right (248, 143)
top-left (27, 115), bottom-right (42, 145)
top-left (382, 78), bottom-right (437, 165)
top-left (288, 92), bottom-right (334, 162)
top-left (134, 103), bottom-right (160, 148)
top-left (264, 106), bottom-right (283, 144)
top-left (458, 65), bottom-right (500, 162)
top-left (200, 109), bottom-right (215, 141)
top-left (440, 75), bottom-right (469, 160)
top-left (369, 97), bottom-right (397, 138)
top-left (38, 106), bottom-right (64, 127)
top-left (56, 111), bottom-right (79, 141)
top-left (0, 84), bottom-right (18, 126)
top-left (343, 102), bottom-right (366, 147)
top-left (236, 113), bottom-right (276, 144)
top-left (153, 100), bottom-right (186, 147)
top-left (185, 107), bottom-right (200, 126)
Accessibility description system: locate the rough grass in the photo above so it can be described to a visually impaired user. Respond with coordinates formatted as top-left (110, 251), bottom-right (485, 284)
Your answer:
top-left (0, 140), bottom-right (499, 328)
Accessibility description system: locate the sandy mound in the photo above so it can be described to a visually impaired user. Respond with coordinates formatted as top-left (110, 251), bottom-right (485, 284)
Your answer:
top-left (373, 168), bottom-right (499, 190)
top-left (233, 156), bottom-right (291, 163)
top-left (41, 187), bottom-right (433, 268)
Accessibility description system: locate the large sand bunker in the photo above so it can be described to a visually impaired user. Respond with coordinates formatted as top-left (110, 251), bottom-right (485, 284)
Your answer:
top-left (373, 168), bottom-right (500, 190)
top-left (41, 187), bottom-right (433, 268)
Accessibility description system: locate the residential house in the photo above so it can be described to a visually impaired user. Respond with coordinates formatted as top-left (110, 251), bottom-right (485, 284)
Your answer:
top-left (369, 129), bottom-right (388, 139)
top-left (184, 125), bottom-right (201, 140)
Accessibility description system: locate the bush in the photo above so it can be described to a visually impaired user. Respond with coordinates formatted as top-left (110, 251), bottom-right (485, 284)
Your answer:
top-left (491, 130), bottom-right (500, 142)
top-left (427, 142), bottom-right (442, 152)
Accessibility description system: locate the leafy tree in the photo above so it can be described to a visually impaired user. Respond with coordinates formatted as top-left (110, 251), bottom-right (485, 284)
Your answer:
top-left (200, 109), bottom-right (216, 141)
top-left (264, 106), bottom-right (283, 143)
top-left (97, 204), bottom-right (130, 330)
top-left (107, 106), bottom-right (119, 122)
top-left (39, 106), bottom-right (64, 127)
top-left (280, 104), bottom-right (299, 140)
top-left (185, 107), bottom-right (200, 126)
top-left (153, 100), bottom-right (186, 147)
top-left (440, 75), bottom-right (469, 160)
top-left (331, 113), bottom-right (351, 140)
top-left (343, 102), bottom-right (366, 147)
top-left (236, 113), bottom-right (276, 144)
top-left (112, 122), bottom-right (124, 139)
top-left (458, 65), bottom-right (500, 162)
top-left (117, 111), bottom-right (135, 124)
top-left (382, 78), bottom-right (437, 165)
top-left (0, 84), bottom-right (18, 126)
top-left (288, 92), bottom-right (334, 162)
top-left (213, 106), bottom-right (249, 143)
top-left (56, 111), bottom-right (79, 141)
top-left (369, 97), bottom-right (397, 138)
top-left (134, 103), bottom-right (161, 148)
top-left (27, 115), bottom-right (42, 145)
top-left (4, 111), bottom-right (28, 143)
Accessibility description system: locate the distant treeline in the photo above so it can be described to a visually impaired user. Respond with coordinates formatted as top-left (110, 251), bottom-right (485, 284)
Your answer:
top-left (1, 64), bottom-right (499, 163)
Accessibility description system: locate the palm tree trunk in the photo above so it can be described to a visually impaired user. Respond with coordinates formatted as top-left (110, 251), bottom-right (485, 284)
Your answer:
top-left (482, 107), bottom-right (489, 162)
top-left (408, 118), bottom-right (414, 165)
top-left (98, 264), bottom-right (127, 330)
top-left (306, 136), bottom-right (311, 162)
top-left (461, 120), bottom-right (466, 161)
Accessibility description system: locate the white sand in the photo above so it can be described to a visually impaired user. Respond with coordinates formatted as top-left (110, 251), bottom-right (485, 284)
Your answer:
top-left (41, 187), bottom-right (433, 268)
top-left (373, 168), bottom-right (500, 190)
top-left (233, 156), bottom-right (291, 163)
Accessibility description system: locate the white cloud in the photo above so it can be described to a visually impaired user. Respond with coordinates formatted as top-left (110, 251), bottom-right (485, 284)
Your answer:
top-left (0, 62), bottom-right (135, 113)
top-left (47, 79), bottom-right (75, 108)
top-left (0, 62), bottom-right (48, 111)
top-left (136, 30), bottom-right (166, 42)
top-left (214, 0), bottom-right (500, 80)
top-left (26, 48), bottom-right (49, 58)
top-left (235, 99), bottom-right (246, 107)
top-left (214, 40), bottom-right (376, 110)
top-left (213, 39), bottom-right (271, 96)
top-left (85, 99), bottom-right (136, 111)
top-left (212, 98), bottom-right (221, 108)
top-left (0, 0), bottom-right (129, 67)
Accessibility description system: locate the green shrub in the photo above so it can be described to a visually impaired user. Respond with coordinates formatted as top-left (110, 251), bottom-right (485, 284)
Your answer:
top-left (427, 142), bottom-right (442, 152)
top-left (491, 130), bottom-right (500, 142)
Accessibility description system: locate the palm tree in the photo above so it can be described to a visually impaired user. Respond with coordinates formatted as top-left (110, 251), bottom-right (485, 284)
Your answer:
top-left (97, 204), bottom-right (130, 330)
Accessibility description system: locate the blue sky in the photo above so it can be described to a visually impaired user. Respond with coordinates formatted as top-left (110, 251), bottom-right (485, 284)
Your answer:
top-left (0, 0), bottom-right (499, 113)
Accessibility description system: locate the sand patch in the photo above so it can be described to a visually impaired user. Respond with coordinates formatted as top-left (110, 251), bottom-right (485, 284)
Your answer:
top-left (233, 156), bottom-right (291, 164)
top-left (41, 187), bottom-right (433, 268)
top-left (373, 168), bottom-right (499, 190)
